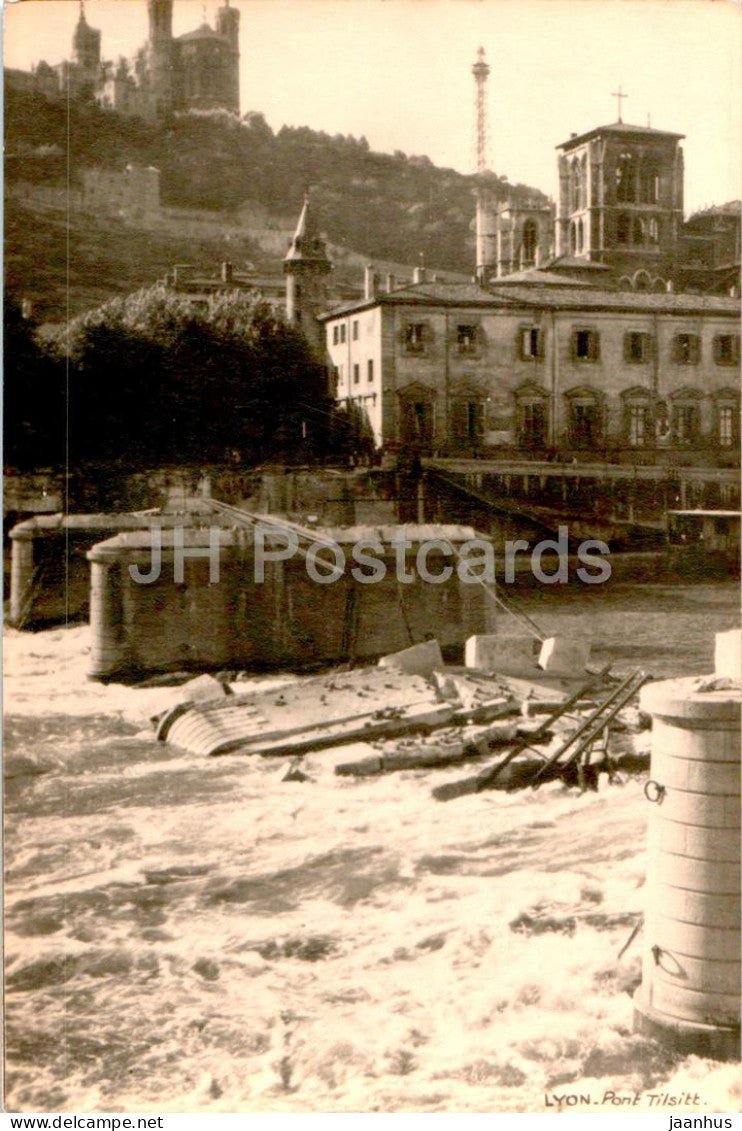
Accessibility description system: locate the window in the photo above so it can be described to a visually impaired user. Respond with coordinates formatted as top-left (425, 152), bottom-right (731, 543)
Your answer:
top-left (632, 217), bottom-right (645, 244)
top-left (719, 406), bottom-right (736, 447)
top-left (519, 400), bottom-right (546, 448)
top-left (400, 399), bottom-right (434, 446)
top-left (714, 335), bottom-right (740, 366)
top-left (571, 157), bottom-right (582, 213)
top-left (337, 365), bottom-right (344, 385)
top-left (451, 400), bottom-right (484, 446)
top-left (352, 321), bottom-right (359, 341)
top-left (340, 324), bottom-right (347, 344)
top-left (616, 214), bottom-right (630, 244)
top-left (624, 332), bottom-right (652, 363)
top-left (579, 154), bottom-right (588, 209)
top-left (615, 152), bottom-right (637, 203)
top-left (457, 324), bottom-right (478, 354)
top-left (522, 220), bottom-right (538, 263)
top-left (569, 221), bottom-right (577, 254)
top-left (672, 403), bottom-right (699, 445)
top-left (332, 326), bottom-right (339, 346)
top-left (572, 329), bottom-right (600, 362)
top-left (627, 404), bottom-right (651, 447)
top-left (640, 162), bottom-right (659, 205)
top-left (367, 359), bottom-right (374, 383)
top-left (569, 401), bottom-right (601, 447)
top-left (674, 334), bottom-right (700, 364)
top-left (648, 218), bottom-right (659, 244)
top-left (577, 218), bottom-right (584, 253)
top-left (353, 364), bottom-right (360, 385)
top-left (520, 327), bottom-right (544, 360)
top-left (404, 323), bottom-right (426, 353)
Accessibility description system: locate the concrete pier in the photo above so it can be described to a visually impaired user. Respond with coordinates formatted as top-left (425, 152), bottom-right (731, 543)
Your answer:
top-left (633, 639), bottom-right (741, 1060)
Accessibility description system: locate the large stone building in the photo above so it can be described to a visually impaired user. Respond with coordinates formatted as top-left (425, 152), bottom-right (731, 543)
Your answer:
top-left (320, 272), bottom-right (739, 462)
top-left (319, 94), bottom-right (740, 471)
top-left (6, 0), bottom-right (240, 121)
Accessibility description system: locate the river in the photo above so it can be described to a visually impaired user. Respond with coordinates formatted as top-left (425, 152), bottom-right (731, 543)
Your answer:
top-left (4, 579), bottom-right (740, 1113)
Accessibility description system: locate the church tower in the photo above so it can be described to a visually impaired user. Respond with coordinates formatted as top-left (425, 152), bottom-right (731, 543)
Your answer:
top-left (147, 0), bottom-right (174, 116)
top-left (215, 0), bottom-right (240, 114)
top-left (556, 103), bottom-right (684, 290)
top-left (492, 198), bottom-right (554, 277)
top-left (284, 195), bottom-right (332, 359)
top-left (72, 2), bottom-right (101, 72)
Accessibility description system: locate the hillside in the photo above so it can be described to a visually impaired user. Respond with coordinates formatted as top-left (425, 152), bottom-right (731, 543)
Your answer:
top-left (5, 198), bottom-right (266, 323)
top-left (5, 87), bottom-right (549, 317)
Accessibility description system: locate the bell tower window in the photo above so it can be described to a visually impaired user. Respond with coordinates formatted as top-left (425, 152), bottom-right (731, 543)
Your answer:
top-left (615, 152), bottom-right (637, 203)
top-left (522, 220), bottom-right (538, 264)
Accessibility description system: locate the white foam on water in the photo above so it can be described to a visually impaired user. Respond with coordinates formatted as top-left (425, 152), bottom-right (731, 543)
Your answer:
top-left (4, 597), bottom-right (740, 1114)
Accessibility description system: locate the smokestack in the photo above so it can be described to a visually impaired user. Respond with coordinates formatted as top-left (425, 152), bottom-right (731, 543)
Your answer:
top-left (385, 273), bottom-right (396, 293)
top-left (221, 261), bottom-right (233, 283)
top-left (364, 264), bottom-right (377, 300)
top-left (413, 266), bottom-right (427, 284)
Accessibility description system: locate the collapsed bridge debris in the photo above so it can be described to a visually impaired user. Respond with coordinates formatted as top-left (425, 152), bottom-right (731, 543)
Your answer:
top-left (154, 637), bottom-right (650, 793)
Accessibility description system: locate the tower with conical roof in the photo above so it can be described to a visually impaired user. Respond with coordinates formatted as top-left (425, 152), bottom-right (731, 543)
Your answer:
top-left (284, 195), bottom-right (332, 358)
top-left (72, 2), bottom-right (101, 71)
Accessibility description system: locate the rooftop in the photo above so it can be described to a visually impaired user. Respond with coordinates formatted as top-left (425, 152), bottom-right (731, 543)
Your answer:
top-left (319, 278), bottom-right (740, 320)
top-left (558, 121), bottom-right (685, 150)
top-left (177, 23), bottom-right (229, 43)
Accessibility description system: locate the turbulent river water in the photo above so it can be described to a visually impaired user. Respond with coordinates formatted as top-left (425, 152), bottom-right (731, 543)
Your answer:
top-left (4, 580), bottom-right (741, 1113)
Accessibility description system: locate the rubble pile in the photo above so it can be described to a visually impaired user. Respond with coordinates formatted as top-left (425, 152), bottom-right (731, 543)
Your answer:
top-left (153, 635), bottom-right (651, 794)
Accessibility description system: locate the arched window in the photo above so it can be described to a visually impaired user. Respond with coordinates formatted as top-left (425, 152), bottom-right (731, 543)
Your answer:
top-left (615, 151), bottom-right (637, 203)
top-left (633, 270), bottom-right (651, 292)
top-left (640, 161), bottom-right (659, 204)
top-left (632, 217), bottom-right (645, 244)
top-left (571, 158), bottom-right (581, 213)
top-left (647, 217), bottom-right (659, 244)
top-left (522, 220), bottom-right (538, 264)
top-left (616, 214), bottom-right (631, 244)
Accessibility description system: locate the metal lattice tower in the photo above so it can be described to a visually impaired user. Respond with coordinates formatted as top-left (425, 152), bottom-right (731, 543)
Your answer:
top-left (472, 46), bottom-right (490, 175)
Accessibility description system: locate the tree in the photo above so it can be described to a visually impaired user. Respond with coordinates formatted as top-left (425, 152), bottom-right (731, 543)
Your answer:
top-left (4, 296), bottom-right (65, 469)
top-left (47, 284), bottom-right (335, 469)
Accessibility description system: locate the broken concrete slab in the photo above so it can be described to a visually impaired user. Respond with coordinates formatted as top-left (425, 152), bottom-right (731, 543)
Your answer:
top-left (335, 717), bottom-right (519, 777)
top-left (178, 673), bottom-right (234, 705)
top-left (159, 666), bottom-right (455, 757)
top-left (378, 639), bottom-right (444, 677)
top-left (465, 634), bottom-right (536, 673)
top-left (538, 636), bottom-right (591, 676)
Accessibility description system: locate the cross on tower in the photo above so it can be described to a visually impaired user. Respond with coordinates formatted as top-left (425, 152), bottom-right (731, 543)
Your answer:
top-left (612, 84), bottom-right (628, 123)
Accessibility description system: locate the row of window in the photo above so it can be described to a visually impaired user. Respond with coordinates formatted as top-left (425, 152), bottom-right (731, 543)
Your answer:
top-left (515, 402), bottom-right (738, 449)
top-left (614, 152), bottom-right (660, 206)
top-left (398, 398), bottom-right (738, 450)
top-left (332, 360), bottom-right (375, 385)
top-left (331, 320), bottom-right (364, 346)
top-left (400, 323), bottom-right (741, 365)
top-left (567, 152), bottom-right (660, 216)
top-left (616, 215), bottom-right (660, 246)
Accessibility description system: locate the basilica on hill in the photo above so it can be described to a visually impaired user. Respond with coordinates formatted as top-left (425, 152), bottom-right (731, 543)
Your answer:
top-left (6, 0), bottom-right (240, 121)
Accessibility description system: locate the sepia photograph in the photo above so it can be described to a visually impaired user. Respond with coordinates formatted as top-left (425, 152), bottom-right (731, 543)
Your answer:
top-left (3, 0), bottom-right (741, 1117)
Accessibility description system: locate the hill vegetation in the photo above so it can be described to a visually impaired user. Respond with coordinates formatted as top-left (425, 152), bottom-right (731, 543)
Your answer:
top-left (5, 87), bottom-right (548, 285)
